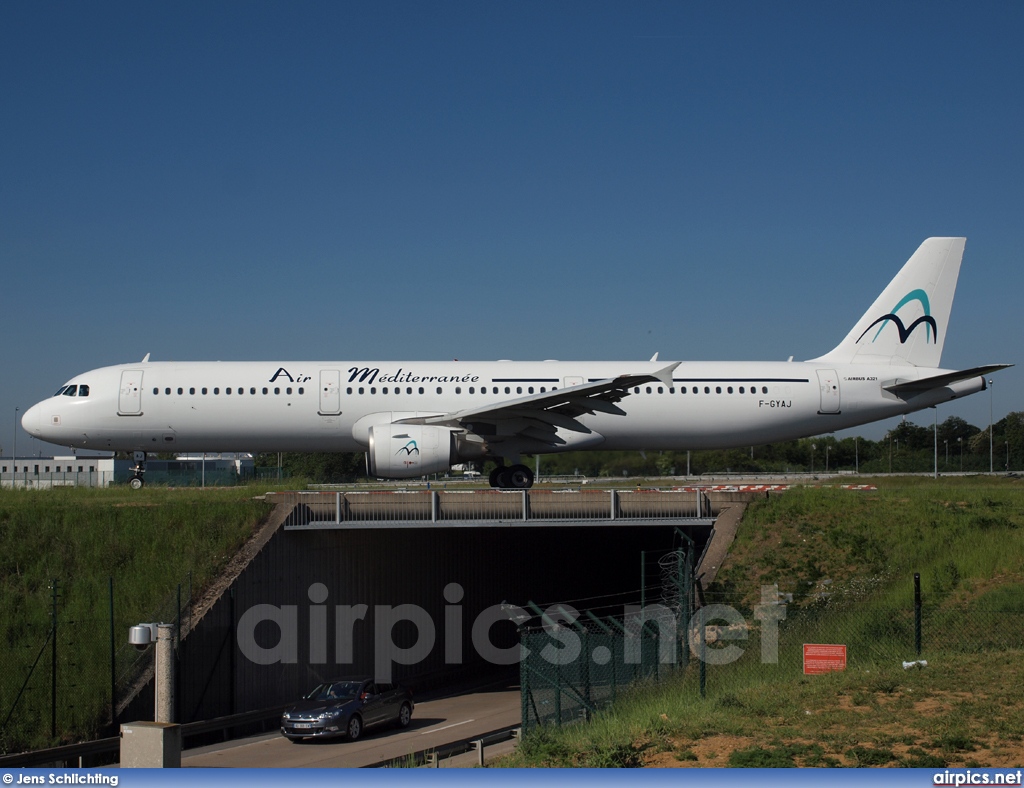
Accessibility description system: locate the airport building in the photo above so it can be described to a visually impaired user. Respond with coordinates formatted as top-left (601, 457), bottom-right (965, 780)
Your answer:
top-left (0, 453), bottom-right (255, 488)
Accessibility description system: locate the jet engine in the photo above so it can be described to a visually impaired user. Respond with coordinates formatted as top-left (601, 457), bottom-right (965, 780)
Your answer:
top-left (366, 423), bottom-right (457, 478)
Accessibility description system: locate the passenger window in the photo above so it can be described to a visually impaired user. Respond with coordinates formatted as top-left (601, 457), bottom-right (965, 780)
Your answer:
top-left (165, 388), bottom-right (171, 395)
top-left (469, 387), bottom-right (475, 394)
top-left (299, 387), bottom-right (304, 395)
top-left (529, 387), bottom-right (534, 394)
top-left (287, 387), bottom-right (293, 394)
top-left (383, 387), bottom-right (389, 394)
top-left (274, 387), bottom-right (280, 394)
top-left (646, 387), bottom-right (652, 394)
top-left (250, 387), bottom-right (256, 395)
top-left (540, 387), bottom-right (546, 393)
top-left (406, 387), bottom-right (412, 394)
top-left (762, 386), bottom-right (768, 394)
top-left (704, 387), bottom-right (710, 394)
top-left (716, 386), bottom-right (722, 394)
top-left (152, 388), bottom-right (158, 395)
top-left (190, 388), bottom-right (196, 395)
top-left (214, 388), bottom-right (220, 395)
top-left (177, 387), bottom-right (183, 395)
top-left (516, 387), bottom-right (522, 394)
top-left (202, 388), bottom-right (208, 395)
top-left (456, 387), bottom-right (461, 394)
top-left (739, 387), bottom-right (745, 394)
top-left (727, 387), bottom-right (733, 394)
top-left (263, 387), bottom-right (269, 394)
top-left (418, 387), bottom-right (424, 394)
top-left (346, 387), bottom-right (352, 395)
top-left (437, 387), bottom-right (443, 394)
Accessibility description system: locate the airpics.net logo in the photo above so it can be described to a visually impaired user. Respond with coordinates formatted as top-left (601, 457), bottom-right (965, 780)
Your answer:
top-left (857, 288), bottom-right (938, 345)
top-left (234, 583), bottom-right (788, 682)
top-left (933, 770), bottom-right (1023, 786)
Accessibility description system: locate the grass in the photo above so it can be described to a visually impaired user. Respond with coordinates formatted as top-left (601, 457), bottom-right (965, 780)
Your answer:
top-left (0, 484), bottom-right (277, 753)
top-left (497, 475), bottom-right (1024, 768)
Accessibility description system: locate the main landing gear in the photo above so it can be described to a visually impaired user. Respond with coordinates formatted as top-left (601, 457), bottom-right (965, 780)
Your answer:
top-left (128, 451), bottom-right (147, 490)
top-left (488, 463), bottom-right (534, 490)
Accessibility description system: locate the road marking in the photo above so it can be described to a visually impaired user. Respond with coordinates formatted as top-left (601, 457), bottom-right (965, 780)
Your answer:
top-left (421, 719), bottom-right (475, 734)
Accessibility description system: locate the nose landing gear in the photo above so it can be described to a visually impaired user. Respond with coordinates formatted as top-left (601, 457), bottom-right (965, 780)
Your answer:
top-left (129, 451), bottom-right (147, 489)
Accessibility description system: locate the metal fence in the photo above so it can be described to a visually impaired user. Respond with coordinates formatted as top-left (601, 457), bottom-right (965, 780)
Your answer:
top-left (521, 540), bottom-right (697, 731)
top-left (0, 577), bottom-right (192, 755)
top-left (519, 575), bottom-right (1024, 733)
top-left (276, 488), bottom-right (715, 528)
top-left (1, 472), bottom-right (117, 489)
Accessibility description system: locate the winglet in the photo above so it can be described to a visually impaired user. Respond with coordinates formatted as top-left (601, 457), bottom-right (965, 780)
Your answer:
top-left (654, 362), bottom-right (680, 388)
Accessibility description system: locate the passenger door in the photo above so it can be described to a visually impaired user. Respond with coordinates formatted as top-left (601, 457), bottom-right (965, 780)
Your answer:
top-left (359, 681), bottom-right (386, 726)
top-left (118, 370), bottom-right (144, 415)
top-left (319, 370), bottom-right (342, 415)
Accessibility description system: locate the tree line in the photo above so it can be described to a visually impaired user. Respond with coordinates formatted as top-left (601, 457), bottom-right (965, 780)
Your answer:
top-left (254, 412), bottom-right (1024, 483)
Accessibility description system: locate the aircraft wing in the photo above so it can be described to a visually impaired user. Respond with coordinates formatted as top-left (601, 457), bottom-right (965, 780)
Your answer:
top-left (882, 364), bottom-right (1013, 396)
top-left (396, 362), bottom-right (680, 447)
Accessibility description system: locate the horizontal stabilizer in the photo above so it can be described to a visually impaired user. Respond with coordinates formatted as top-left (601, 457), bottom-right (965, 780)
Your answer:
top-left (883, 364), bottom-right (1013, 396)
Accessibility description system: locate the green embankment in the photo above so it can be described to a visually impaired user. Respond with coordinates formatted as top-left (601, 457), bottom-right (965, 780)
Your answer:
top-left (499, 476), bottom-right (1024, 768)
top-left (0, 485), bottom-right (274, 753)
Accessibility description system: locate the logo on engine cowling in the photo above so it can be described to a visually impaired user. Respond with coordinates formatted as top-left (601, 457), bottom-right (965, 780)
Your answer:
top-left (396, 439), bottom-right (419, 468)
top-left (396, 440), bottom-right (419, 456)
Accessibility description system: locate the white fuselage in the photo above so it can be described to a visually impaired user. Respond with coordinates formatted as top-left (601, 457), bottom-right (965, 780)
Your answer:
top-left (21, 359), bottom-right (984, 456)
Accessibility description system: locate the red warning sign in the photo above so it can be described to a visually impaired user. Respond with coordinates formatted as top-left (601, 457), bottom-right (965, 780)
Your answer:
top-left (803, 643), bottom-right (847, 674)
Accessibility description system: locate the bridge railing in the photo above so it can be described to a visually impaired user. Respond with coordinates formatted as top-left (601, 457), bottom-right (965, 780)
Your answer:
top-left (274, 488), bottom-right (714, 528)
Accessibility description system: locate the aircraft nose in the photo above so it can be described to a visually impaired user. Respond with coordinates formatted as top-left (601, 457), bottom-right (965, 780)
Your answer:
top-left (21, 403), bottom-right (42, 436)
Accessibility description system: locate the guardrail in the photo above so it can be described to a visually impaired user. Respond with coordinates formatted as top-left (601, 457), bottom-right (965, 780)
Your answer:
top-left (276, 488), bottom-right (716, 529)
top-left (0, 706), bottom-right (287, 768)
top-left (370, 725), bottom-right (521, 768)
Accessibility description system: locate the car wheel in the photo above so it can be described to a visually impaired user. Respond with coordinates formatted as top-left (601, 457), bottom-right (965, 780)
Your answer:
top-left (396, 702), bottom-right (412, 728)
top-left (347, 714), bottom-right (363, 741)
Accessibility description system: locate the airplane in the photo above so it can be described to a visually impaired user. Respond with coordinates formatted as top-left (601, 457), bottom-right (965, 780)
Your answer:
top-left (21, 237), bottom-right (1011, 490)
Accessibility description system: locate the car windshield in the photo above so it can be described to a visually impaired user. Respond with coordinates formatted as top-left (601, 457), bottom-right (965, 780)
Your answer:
top-left (304, 681), bottom-right (361, 702)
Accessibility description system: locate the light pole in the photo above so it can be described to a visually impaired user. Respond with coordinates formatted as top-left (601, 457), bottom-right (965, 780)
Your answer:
top-left (989, 379), bottom-right (994, 473)
top-left (958, 436), bottom-right (963, 472)
top-left (944, 439), bottom-right (948, 467)
top-left (811, 443), bottom-right (815, 475)
top-left (825, 444), bottom-right (830, 473)
top-left (1007, 440), bottom-right (1011, 472)
top-left (855, 436), bottom-right (859, 474)
top-left (13, 406), bottom-right (18, 479)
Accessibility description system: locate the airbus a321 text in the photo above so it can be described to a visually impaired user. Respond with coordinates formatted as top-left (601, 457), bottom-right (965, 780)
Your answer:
top-left (22, 238), bottom-right (1011, 489)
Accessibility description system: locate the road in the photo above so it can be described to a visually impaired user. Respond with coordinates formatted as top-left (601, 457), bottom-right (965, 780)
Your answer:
top-left (182, 685), bottom-right (520, 768)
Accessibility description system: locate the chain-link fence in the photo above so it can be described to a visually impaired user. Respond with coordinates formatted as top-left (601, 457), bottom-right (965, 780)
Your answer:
top-left (0, 577), bottom-right (192, 754)
top-left (520, 574), bottom-right (1024, 733)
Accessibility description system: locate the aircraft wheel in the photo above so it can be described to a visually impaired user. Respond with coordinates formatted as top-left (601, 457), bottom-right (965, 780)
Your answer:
top-left (128, 475), bottom-right (145, 490)
top-left (508, 464), bottom-right (534, 489)
top-left (495, 467), bottom-right (514, 489)
top-left (488, 466), bottom-right (503, 488)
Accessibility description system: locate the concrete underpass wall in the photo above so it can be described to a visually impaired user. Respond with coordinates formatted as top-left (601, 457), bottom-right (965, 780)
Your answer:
top-left (123, 522), bottom-right (708, 723)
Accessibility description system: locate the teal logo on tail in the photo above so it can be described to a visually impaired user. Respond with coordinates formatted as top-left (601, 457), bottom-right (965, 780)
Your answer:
top-left (857, 289), bottom-right (937, 345)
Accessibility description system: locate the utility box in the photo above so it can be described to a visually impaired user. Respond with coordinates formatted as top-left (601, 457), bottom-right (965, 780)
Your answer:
top-left (120, 721), bottom-right (181, 768)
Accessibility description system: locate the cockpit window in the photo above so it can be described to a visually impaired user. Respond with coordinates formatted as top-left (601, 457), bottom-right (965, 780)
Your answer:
top-left (54, 386), bottom-right (68, 397)
top-left (62, 386), bottom-right (78, 397)
top-left (78, 385), bottom-right (90, 397)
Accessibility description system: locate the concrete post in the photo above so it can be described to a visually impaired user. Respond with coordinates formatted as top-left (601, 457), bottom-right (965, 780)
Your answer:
top-left (155, 624), bottom-right (175, 723)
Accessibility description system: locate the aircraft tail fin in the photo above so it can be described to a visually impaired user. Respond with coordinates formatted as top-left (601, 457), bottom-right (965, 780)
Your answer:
top-left (810, 237), bottom-right (965, 367)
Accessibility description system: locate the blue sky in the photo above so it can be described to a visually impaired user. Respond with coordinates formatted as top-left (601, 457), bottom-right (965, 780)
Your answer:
top-left (2, 2), bottom-right (1021, 457)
